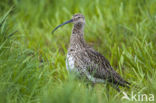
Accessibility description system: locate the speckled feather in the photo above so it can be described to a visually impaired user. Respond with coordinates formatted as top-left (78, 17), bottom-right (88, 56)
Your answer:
top-left (62, 14), bottom-right (130, 91)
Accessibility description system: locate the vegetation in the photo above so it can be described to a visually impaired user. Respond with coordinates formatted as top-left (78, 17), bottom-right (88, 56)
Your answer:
top-left (0, 0), bottom-right (156, 103)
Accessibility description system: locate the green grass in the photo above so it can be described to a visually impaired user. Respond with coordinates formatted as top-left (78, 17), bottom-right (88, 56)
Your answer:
top-left (0, 0), bottom-right (156, 103)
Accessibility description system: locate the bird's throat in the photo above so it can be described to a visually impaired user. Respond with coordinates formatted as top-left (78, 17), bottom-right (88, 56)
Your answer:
top-left (73, 22), bottom-right (84, 33)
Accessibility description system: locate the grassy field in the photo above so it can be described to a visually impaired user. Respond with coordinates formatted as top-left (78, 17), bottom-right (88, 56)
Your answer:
top-left (0, 0), bottom-right (156, 103)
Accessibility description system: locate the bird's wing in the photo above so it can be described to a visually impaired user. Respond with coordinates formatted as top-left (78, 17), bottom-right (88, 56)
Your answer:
top-left (74, 48), bottom-right (130, 87)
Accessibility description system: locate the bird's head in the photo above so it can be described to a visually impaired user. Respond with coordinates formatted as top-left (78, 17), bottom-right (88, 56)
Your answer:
top-left (72, 13), bottom-right (85, 24)
top-left (52, 13), bottom-right (85, 33)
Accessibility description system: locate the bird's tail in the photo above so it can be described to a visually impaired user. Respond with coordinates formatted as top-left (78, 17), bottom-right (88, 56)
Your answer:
top-left (108, 72), bottom-right (130, 92)
top-left (109, 80), bottom-right (130, 92)
top-left (117, 80), bottom-right (130, 88)
top-left (112, 71), bottom-right (130, 88)
top-left (115, 77), bottom-right (131, 90)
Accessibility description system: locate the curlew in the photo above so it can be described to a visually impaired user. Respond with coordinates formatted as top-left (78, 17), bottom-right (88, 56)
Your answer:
top-left (52, 13), bottom-right (130, 92)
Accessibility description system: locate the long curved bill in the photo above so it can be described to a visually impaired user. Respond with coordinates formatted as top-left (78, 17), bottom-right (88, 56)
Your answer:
top-left (52, 19), bottom-right (73, 34)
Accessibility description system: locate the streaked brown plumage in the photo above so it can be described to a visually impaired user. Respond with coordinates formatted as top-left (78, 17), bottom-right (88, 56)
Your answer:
top-left (52, 13), bottom-right (130, 91)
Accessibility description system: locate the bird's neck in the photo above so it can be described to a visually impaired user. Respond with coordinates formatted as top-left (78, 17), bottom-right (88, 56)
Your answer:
top-left (69, 23), bottom-right (86, 50)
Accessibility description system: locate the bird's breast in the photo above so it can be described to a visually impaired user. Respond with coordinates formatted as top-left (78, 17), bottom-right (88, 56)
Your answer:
top-left (66, 54), bottom-right (76, 72)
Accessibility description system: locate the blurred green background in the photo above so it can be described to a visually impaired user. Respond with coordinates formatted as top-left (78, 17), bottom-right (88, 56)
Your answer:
top-left (0, 0), bottom-right (156, 103)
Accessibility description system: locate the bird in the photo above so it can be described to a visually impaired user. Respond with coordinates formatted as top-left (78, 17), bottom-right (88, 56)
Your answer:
top-left (52, 13), bottom-right (130, 92)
